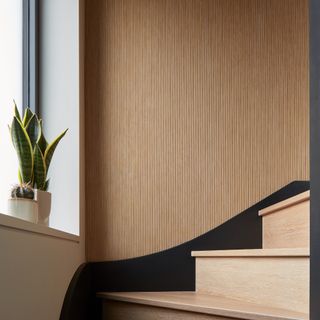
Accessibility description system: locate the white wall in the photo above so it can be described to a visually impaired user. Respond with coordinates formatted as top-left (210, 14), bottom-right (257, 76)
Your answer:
top-left (0, 1), bottom-right (85, 319)
top-left (0, 0), bottom-right (22, 213)
top-left (40, 0), bottom-right (81, 236)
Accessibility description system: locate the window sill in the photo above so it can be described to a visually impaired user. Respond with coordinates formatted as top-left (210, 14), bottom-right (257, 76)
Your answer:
top-left (0, 212), bottom-right (80, 242)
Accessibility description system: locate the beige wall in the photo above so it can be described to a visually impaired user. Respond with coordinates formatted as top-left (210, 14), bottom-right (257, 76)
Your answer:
top-left (0, 229), bottom-right (85, 320)
top-left (85, 0), bottom-right (309, 261)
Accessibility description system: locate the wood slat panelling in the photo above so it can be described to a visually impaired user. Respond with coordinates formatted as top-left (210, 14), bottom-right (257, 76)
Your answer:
top-left (85, 0), bottom-right (309, 261)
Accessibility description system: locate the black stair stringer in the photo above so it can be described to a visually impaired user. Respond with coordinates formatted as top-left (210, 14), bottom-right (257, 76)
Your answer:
top-left (60, 180), bottom-right (309, 320)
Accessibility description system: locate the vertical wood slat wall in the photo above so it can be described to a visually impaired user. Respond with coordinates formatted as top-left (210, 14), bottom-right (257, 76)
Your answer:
top-left (85, 0), bottom-right (309, 261)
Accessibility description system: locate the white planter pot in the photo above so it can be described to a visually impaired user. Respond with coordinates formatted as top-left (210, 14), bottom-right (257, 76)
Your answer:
top-left (7, 198), bottom-right (38, 223)
top-left (35, 190), bottom-right (52, 226)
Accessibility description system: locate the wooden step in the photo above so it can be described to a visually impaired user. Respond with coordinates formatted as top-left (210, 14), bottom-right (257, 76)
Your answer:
top-left (258, 190), bottom-right (309, 249)
top-left (98, 291), bottom-right (308, 320)
top-left (191, 248), bottom-right (309, 257)
top-left (192, 248), bottom-right (309, 314)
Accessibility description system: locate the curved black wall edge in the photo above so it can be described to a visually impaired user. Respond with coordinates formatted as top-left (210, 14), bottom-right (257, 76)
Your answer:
top-left (61, 181), bottom-right (309, 319)
top-left (60, 263), bottom-right (101, 320)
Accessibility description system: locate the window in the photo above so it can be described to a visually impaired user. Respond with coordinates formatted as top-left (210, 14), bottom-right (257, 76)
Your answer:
top-left (0, 0), bottom-right (38, 214)
top-left (0, 0), bottom-right (23, 214)
top-left (23, 0), bottom-right (38, 113)
top-left (0, 0), bottom-right (80, 237)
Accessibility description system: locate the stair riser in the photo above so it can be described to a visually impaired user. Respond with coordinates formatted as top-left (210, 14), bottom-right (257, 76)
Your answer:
top-left (195, 257), bottom-right (309, 314)
top-left (260, 193), bottom-right (309, 249)
top-left (103, 301), bottom-right (235, 320)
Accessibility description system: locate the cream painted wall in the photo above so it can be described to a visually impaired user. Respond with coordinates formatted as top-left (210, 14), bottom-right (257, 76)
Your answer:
top-left (0, 230), bottom-right (84, 320)
top-left (0, 0), bottom-right (85, 319)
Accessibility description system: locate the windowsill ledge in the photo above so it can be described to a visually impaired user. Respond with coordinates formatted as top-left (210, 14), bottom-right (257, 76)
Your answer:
top-left (0, 212), bottom-right (80, 242)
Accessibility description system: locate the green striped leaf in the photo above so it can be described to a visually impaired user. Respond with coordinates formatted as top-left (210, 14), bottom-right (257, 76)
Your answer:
top-left (11, 117), bottom-right (34, 183)
top-left (26, 114), bottom-right (39, 148)
top-left (33, 143), bottom-right (46, 190)
top-left (37, 119), bottom-right (48, 155)
top-left (13, 100), bottom-right (22, 122)
top-left (22, 108), bottom-right (33, 127)
top-left (43, 179), bottom-right (50, 192)
top-left (44, 129), bottom-right (68, 171)
top-left (18, 169), bottom-right (22, 184)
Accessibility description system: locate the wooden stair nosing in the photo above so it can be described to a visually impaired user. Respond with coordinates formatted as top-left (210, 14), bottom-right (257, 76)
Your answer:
top-left (98, 291), bottom-right (308, 320)
top-left (258, 191), bottom-right (310, 217)
top-left (191, 248), bottom-right (309, 258)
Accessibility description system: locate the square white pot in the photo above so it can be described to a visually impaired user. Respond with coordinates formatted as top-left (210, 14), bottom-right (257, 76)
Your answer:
top-left (35, 190), bottom-right (52, 226)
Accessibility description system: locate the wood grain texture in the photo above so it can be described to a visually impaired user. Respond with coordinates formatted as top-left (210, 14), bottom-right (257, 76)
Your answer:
top-left (192, 248), bottom-right (309, 257)
top-left (262, 199), bottom-right (309, 249)
top-left (100, 292), bottom-right (308, 320)
top-left (195, 255), bottom-right (309, 313)
top-left (85, 0), bottom-right (309, 261)
top-left (103, 301), bottom-right (233, 320)
top-left (259, 191), bottom-right (310, 216)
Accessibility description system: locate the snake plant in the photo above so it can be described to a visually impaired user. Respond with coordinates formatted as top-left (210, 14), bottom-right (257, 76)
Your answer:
top-left (10, 102), bottom-right (68, 191)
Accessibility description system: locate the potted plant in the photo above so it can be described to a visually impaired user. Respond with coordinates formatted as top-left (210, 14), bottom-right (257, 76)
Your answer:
top-left (8, 102), bottom-right (67, 225)
top-left (8, 183), bottom-right (38, 223)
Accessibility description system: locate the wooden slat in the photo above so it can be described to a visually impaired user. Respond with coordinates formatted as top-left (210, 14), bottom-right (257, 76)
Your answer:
top-left (195, 255), bottom-right (309, 313)
top-left (85, 0), bottom-right (309, 261)
top-left (192, 248), bottom-right (309, 257)
top-left (99, 292), bottom-right (308, 320)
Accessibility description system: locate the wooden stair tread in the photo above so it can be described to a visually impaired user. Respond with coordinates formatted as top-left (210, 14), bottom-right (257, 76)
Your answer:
top-left (98, 291), bottom-right (308, 320)
top-left (191, 248), bottom-right (309, 257)
top-left (259, 191), bottom-right (309, 217)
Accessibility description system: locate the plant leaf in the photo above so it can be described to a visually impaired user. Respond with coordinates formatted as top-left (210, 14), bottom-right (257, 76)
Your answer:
top-left (33, 143), bottom-right (46, 190)
top-left (13, 100), bottom-right (21, 122)
top-left (18, 169), bottom-right (22, 184)
top-left (37, 119), bottom-right (48, 155)
top-left (11, 117), bottom-right (34, 183)
top-left (26, 114), bottom-right (39, 148)
top-left (44, 129), bottom-right (68, 171)
top-left (43, 179), bottom-right (50, 191)
top-left (22, 108), bottom-right (34, 127)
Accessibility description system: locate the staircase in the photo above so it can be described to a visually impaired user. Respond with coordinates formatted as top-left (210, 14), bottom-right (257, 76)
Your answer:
top-left (98, 190), bottom-right (310, 320)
